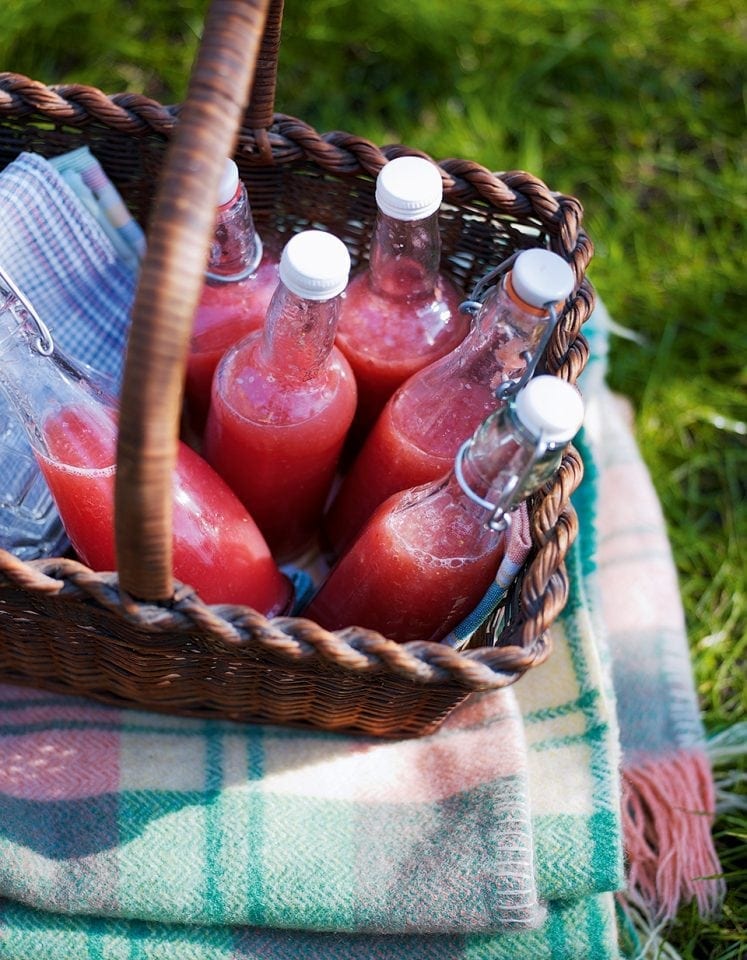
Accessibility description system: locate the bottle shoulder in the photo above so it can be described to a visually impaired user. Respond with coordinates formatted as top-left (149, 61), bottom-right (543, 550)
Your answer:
top-left (214, 335), bottom-right (356, 428)
top-left (337, 269), bottom-right (468, 359)
top-left (192, 254), bottom-right (279, 345)
top-left (374, 477), bottom-right (502, 560)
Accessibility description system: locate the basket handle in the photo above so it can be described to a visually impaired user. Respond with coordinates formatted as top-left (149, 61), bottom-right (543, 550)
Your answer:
top-left (244, 0), bottom-right (284, 157)
top-left (114, 0), bottom-right (271, 601)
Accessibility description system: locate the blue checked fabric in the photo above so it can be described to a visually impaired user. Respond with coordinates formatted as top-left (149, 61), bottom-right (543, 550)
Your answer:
top-left (0, 151), bottom-right (138, 557)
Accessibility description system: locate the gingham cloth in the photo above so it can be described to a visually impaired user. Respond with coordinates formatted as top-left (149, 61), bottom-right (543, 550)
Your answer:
top-left (0, 151), bottom-right (139, 382)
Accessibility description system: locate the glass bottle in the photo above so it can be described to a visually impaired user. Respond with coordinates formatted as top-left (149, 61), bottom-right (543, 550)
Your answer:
top-left (203, 230), bottom-right (357, 563)
top-left (305, 375), bottom-right (584, 645)
top-left (0, 287), bottom-right (291, 614)
top-left (185, 158), bottom-right (280, 435)
top-left (0, 401), bottom-right (68, 559)
top-left (335, 155), bottom-right (468, 443)
top-left (324, 247), bottom-right (575, 555)
top-left (0, 281), bottom-right (68, 559)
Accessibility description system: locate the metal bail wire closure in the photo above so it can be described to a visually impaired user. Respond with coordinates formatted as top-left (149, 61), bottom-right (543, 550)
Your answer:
top-left (457, 252), bottom-right (518, 319)
top-left (460, 250), bottom-right (519, 310)
top-left (0, 263), bottom-right (55, 356)
top-left (454, 431), bottom-right (550, 532)
top-left (456, 251), bottom-right (563, 402)
top-left (494, 302), bottom-right (560, 402)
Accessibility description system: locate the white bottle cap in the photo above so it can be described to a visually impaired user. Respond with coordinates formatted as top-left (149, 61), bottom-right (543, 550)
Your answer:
top-left (217, 157), bottom-right (240, 205)
top-left (511, 249), bottom-right (575, 308)
top-left (375, 156), bottom-right (443, 221)
top-left (279, 230), bottom-right (351, 301)
top-left (514, 375), bottom-right (585, 444)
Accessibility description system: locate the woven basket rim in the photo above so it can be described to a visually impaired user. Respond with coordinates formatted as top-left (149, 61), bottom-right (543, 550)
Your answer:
top-left (0, 70), bottom-right (592, 698)
top-left (0, 72), bottom-right (589, 243)
top-left (0, 541), bottom-right (555, 691)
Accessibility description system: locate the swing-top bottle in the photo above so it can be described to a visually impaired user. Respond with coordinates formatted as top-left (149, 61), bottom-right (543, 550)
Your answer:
top-left (325, 246), bottom-right (576, 554)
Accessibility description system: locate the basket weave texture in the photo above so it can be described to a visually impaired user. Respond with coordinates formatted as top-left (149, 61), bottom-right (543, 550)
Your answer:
top-left (0, 0), bottom-right (594, 737)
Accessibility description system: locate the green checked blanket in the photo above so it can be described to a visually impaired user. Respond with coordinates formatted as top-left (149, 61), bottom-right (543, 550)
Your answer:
top-left (0, 306), bottom-right (723, 959)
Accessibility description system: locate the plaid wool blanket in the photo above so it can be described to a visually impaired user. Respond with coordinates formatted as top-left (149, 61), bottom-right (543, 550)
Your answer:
top-left (0, 157), bottom-right (724, 958)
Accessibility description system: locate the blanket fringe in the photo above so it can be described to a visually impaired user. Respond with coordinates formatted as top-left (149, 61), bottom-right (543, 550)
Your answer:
top-left (621, 748), bottom-right (726, 921)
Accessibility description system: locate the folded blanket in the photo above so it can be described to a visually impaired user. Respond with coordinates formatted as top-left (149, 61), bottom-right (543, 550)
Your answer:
top-left (0, 302), bottom-right (723, 959)
top-left (0, 394), bottom-right (623, 958)
top-left (0, 683), bottom-right (543, 935)
top-left (0, 894), bottom-right (620, 959)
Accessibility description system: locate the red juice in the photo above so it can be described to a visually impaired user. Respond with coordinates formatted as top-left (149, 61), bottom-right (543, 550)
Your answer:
top-left (325, 265), bottom-right (568, 555)
top-left (310, 372), bottom-right (585, 643)
top-left (334, 156), bottom-right (470, 441)
top-left (306, 484), bottom-right (505, 644)
top-left (204, 334), bottom-right (357, 562)
top-left (336, 259), bottom-right (466, 435)
top-left (36, 405), bottom-right (291, 614)
top-left (324, 365), bottom-right (495, 555)
top-left (204, 230), bottom-right (356, 563)
top-left (185, 253), bottom-right (280, 433)
top-left (184, 160), bottom-right (281, 436)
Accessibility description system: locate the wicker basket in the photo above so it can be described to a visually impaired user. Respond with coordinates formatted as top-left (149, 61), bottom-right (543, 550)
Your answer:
top-left (0, 0), bottom-right (593, 738)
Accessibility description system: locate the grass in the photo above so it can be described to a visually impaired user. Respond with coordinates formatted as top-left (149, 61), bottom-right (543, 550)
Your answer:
top-left (1, 0), bottom-right (745, 955)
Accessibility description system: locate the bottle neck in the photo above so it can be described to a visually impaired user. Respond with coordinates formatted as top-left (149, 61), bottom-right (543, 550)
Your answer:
top-left (450, 270), bottom-right (560, 388)
top-left (453, 403), bottom-right (565, 527)
top-left (0, 297), bottom-right (117, 462)
top-left (206, 183), bottom-right (262, 282)
top-left (479, 271), bottom-right (556, 333)
top-left (368, 211), bottom-right (441, 299)
top-left (260, 283), bottom-right (341, 382)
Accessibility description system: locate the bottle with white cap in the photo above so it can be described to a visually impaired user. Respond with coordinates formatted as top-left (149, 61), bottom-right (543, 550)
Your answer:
top-left (335, 155), bottom-right (469, 440)
top-left (324, 246), bottom-right (576, 555)
top-left (204, 229), bottom-right (357, 562)
top-left (307, 375), bottom-right (584, 645)
top-left (185, 157), bottom-right (281, 435)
